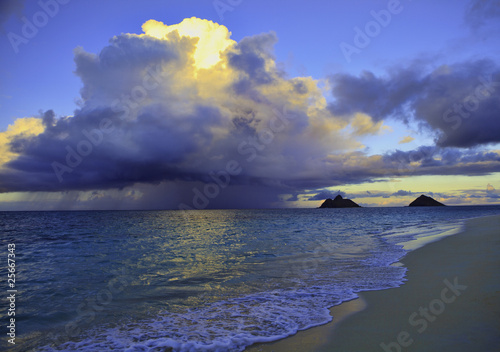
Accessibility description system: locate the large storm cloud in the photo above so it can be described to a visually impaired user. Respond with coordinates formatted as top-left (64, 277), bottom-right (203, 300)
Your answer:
top-left (0, 17), bottom-right (499, 209)
top-left (0, 19), bottom-right (352, 196)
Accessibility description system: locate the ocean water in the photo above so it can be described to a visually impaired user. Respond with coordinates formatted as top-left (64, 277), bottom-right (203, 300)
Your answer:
top-left (1, 205), bottom-right (500, 352)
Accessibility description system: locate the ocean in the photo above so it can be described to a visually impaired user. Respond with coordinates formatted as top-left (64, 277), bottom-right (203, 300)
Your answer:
top-left (1, 205), bottom-right (500, 352)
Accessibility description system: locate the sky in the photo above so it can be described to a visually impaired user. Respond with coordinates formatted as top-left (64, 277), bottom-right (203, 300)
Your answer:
top-left (0, 0), bottom-right (499, 210)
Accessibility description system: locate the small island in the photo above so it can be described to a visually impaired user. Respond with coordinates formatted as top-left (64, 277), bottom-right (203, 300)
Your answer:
top-left (319, 195), bottom-right (361, 208)
top-left (409, 194), bottom-right (446, 207)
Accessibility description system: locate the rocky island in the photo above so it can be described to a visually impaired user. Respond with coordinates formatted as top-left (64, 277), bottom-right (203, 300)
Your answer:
top-left (409, 194), bottom-right (446, 207)
top-left (319, 195), bottom-right (361, 208)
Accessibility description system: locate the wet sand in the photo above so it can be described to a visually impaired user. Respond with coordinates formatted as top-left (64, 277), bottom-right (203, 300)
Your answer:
top-left (247, 215), bottom-right (500, 352)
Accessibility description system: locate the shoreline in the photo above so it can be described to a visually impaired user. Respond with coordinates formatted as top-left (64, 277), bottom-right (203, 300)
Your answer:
top-left (246, 298), bottom-right (368, 352)
top-left (246, 214), bottom-right (500, 352)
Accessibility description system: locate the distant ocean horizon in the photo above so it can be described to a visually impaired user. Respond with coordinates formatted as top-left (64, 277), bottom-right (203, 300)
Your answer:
top-left (4, 202), bottom-right (500, 212)
top-left (2, 205), bottom-right (500, 352)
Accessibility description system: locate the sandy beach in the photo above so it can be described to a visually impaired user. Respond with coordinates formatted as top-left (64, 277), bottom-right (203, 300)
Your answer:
top-left (247, 215), bottom-right (500, 352)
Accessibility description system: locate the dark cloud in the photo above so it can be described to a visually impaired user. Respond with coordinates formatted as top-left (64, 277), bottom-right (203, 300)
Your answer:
top-left (362, 190), bottom-right (391, 198)
top-left (73, 34), bottom-right (184, 103)
top-left (41, 110), bottom-right (56, 127)
top-left (324, 190), bottom-right (473, 205)
top-left (227, 32), bottom-right (279, 96)
top-left (228, 33), bottom-right (277, 83)
top-left (464, 0), bottom-right (500, 29)
top-left (0, 21), bottom-right (348, 205)
top-left (1, 18), bottom-right (500, 209)
top-left (413, 62), bottom-right (500, 148)
top-left (307, 190), bottom-right (345, 201)
top-left (3, 105), bottom-right (222, 192)
top-left (382, 146), bottom-right (500, 177)
top-left (292, 80), bottom-right (308, 95)
top-left (328, 60), bottom-right (500, 148)
top-left (328, 68), bottom-right (423, 121)
top-left (391, 190), bottom-right (415, 197)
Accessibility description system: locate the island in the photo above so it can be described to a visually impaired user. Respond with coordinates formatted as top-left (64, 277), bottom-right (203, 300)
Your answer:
top-left (409, 194), bottom-right (446, 207)
top-left (319, 195), bottom-right (361, 208)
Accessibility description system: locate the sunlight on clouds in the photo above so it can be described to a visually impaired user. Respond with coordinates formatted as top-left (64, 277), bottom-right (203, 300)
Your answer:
top-left (256, 76), bottom-right (352, 145)
top-left (399, 136), bottom-right (415, 144)
top-left (139, 19), bottom-right (359, 157)
top-left (2, 16), bottom-right (499, 210)
top-left (350, 113), bottom-right (389, 136)
top-left (259, 77), bottom-right (327, 111)
top-left (142, 18), bottom-right (235, 70)
top-left (296, 172), bottom-right (500, 208)
top-left (0, 192), bottom-right (28, 203)
top-left (0, 117), bottom-right (44, 169)
top-left (0, 191), bottom-right (62, 210)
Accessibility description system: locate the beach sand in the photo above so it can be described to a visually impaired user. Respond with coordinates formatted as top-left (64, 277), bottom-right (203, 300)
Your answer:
top-left (246, 215), bottom-right (500, 352)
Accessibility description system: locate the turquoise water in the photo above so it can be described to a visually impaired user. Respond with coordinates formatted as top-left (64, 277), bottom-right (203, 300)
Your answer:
top-left (1, 206), bottom-right (499, 351)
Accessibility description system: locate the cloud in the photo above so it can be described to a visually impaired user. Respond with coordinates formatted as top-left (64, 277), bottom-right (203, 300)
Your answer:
top-left (328, 60), bottom-right (500, 148)
top-left (464, 0), bottom-right (500, 30)
top-left (398, 136), bottom-right (414, 144)
top-left (307, 190), bottom-right (345, 201)
top-left (382, 145), bottom-right (500, 176)
top-left (1, 17), bottom-right (500, 209)
top-left (391, 190), bottom-right (415, 197)
top-left (350, 113), bottom-right (387, 136)
top-left (227, 32), bottom-right (279, 89)
top-left (486, 183), bottom-right (500, 198)
top-left (328, 68), bottom-right (423, 121)
top-left (0, 117), bottom-right (45, 169)
top-left (319, 189), bottom-right (468, 204)
top-left (0, 18), bottom-right (353, 201)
